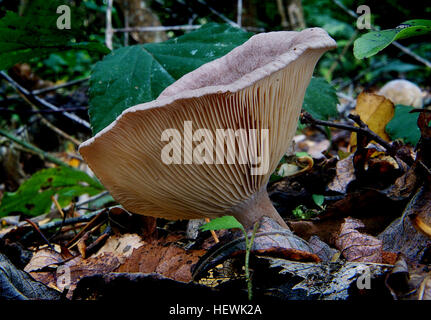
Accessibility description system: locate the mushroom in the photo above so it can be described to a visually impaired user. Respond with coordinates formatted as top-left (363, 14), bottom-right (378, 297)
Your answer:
top-left (79, 28), bottom-right (336, 229)
top-left (378, 79), bottom-right (424, 108)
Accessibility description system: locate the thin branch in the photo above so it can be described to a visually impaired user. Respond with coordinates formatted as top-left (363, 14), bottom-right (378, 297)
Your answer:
top-left (0, 107), bottom-right (87, 114)
top-left (0, 71), bottom-right (90, 129)
top-left (300, 111), bottom-right (395, 155)
top-left (105, 0), bottom-right (114, 50)
top-left (276, 0), bottom-right (289, 28)
top-left (336, 91), bottom-right (355, 103)
top-left (32, 77), bottom-right (90, 95)
top-left (0, 128), bottom-right (70, 167)
top-left (113, 25), bottom-right (202, 32)
top-left (114, 25), bottom-right (264, 33)
top-left (75, 191), bottom-right (110, 208)
top-left (123, 8), bottom-right (129, 46)
top-left (196, 0), bottom-right (240, 27)
top-left (24, 218), bottom-right (55, 251)
top-left (391, 41), bottom-right (431, 69)
top-left (65, 208), bottom-right (108, 248)
top-left (328, 30), bottom-right (358, 78)
top-left (21, 208), bottom-right (108, 243)
top-left (38, 115), bottom-right (82, 146)
top-left (237, 0), bottom-right (243, 28)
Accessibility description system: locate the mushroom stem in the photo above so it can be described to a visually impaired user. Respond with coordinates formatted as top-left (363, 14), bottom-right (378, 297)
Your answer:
top-left (230, 187), bottom-right (288, 230)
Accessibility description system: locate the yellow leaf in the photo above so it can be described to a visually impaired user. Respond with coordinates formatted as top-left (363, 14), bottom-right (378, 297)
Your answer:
top-left (349, 92), bottom-right (395, 151)
top-left (68, 158), bottom-right (80, 168)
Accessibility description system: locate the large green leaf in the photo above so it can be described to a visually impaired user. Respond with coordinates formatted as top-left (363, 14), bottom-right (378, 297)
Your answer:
top-left (354, 19), bottom-right (431, 59)
top-left (386, 105), bottom-right (421, 146)
top-left (0, 167), bottom-right (105, 217)
top-left (302, 77), bottom-right (339, 120)
top-left (89, 23), bottom-right (252, 134)
top-left (0, 0), bottom-right (109, 70)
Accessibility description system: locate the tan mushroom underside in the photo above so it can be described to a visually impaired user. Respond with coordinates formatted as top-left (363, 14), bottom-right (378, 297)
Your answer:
top-left (80, 28), bottom-right (336, 225)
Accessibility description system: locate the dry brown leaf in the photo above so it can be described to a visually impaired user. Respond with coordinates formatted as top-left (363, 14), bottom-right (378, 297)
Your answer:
top-left (336, 217), bottom-right (383, 263)
top-left (409, 186), bottom-right (431, 239)
top-left (27, 252), bottom-right (121, 294)
top-left (350, 92), bottom-right (395, 150)
top-left (24, 249), bottom-right (63, 273)
top-left (94, 233), bottom-right (145, 261)
top-left (308, 235), bottom-right (339, 262)
top-left (328, 154), bottom-right (355, 193)
top-left (386, 255), bottom-right (431, 300)
top-left (117, 234), bottom-right (206, 282)
top-left (25, 231), bottom-right (206, 297)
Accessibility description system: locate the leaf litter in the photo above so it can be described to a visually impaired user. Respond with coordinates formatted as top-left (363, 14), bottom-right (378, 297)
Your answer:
top-left (1, 17), bottom-right (431, 300)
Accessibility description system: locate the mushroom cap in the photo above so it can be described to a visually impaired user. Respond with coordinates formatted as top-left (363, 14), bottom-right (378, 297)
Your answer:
top-left (79, 28), bottom-right (336, 220)
top-left (378, 79), bottom-right (423, 108)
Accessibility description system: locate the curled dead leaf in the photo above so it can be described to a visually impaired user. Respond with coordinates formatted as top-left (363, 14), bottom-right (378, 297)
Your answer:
top-left (336, 217), bottom-right (383, 263)
top-left (386, 254), bottom-right (431, 300)
top-left (328, 154), bottom-right (355, 193)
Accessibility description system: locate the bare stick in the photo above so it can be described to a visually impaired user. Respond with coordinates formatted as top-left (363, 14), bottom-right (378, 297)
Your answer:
top-left (39, 116), bottom-right (81, 146)
top-left (237, 0), bottom-right (243, 27)
top-left (21, 208), bottom-right (108, 242)
top-left (24, 218), bottom-right (56, 251)
top-left (204, 218), bottom-right (220, 243)
top-left (114, 25), bottom-right (202, 32)
top-left (196, 0), bottom-right (240, 27)
top-left (105, 0), bottom-right (114, 50)
top-left (0, 71), bottom-right (90, 129)
top-left (0, 107), bottom-right (87, 114)
top-left (0, 128), bottom-right (70, 167)
top-left (391, 41), bottom-right (431, 69)
top-left (75, 191), bottom-right (110, 208)
top-left (123, 8), bottom-right (129, 46)
top-left (300, 111), bottom-right (395, 155)
top-left (32, 77), bottom-right (89, 95)
top-left (276, 0), bottom-right (289, 28)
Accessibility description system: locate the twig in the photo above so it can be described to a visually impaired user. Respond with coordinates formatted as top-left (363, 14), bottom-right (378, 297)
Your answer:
top-left (0, 106), bottom-right (88, 114)
top-left (65, 208), bottom-right (108, 248)
top-left (38, 115), bottom-right (82, 146)
top-left (48, 198), bottom-right (72, 241)
top-left (276, 0), bottom-right (289, 28)
top-left (75, 191), bottom-right (110, 208)
top-left (332, 0), bottom-right (356, 19)
top-left (51, 196), bottom-right (66, 219)
top-left (23, 219), bottom-right (56, 251)
top-left (328, 30), bottom-right (358, 78)
top-left (300, 111), bottom-right (395, 155)
top-left (196, 0), bottom-right (240, 27)
top-left (40, 208), bottom-right (106, 232)
top-left (85, 226), bottom-right (112, 257)
top-left (20, 208), bottom-right (107, 243)
top-left (114, 25), bottom-right (264, 33)
top-left (391, 41), bottom-right (431, 69)
top-left (0, 96), bottom-right (83, 145)
top-left (0, 128), bottom-right (70, 167)
top-left (114, 25), bottom-right (202, 32)
top-left (105, 0), bottom-right (114, 50)
top-left (336, 92), bottom-right (355, 103)
top-left (237, 0), bottom-right (243, 28)
top-left (204, 218), bottom-right (220, 243)
top-left (123, 7), bottom-right (129, 46)
top-left (32, 77), bottom-right (90, 95)
top-left (0, 71), bottom-right (90, 129)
